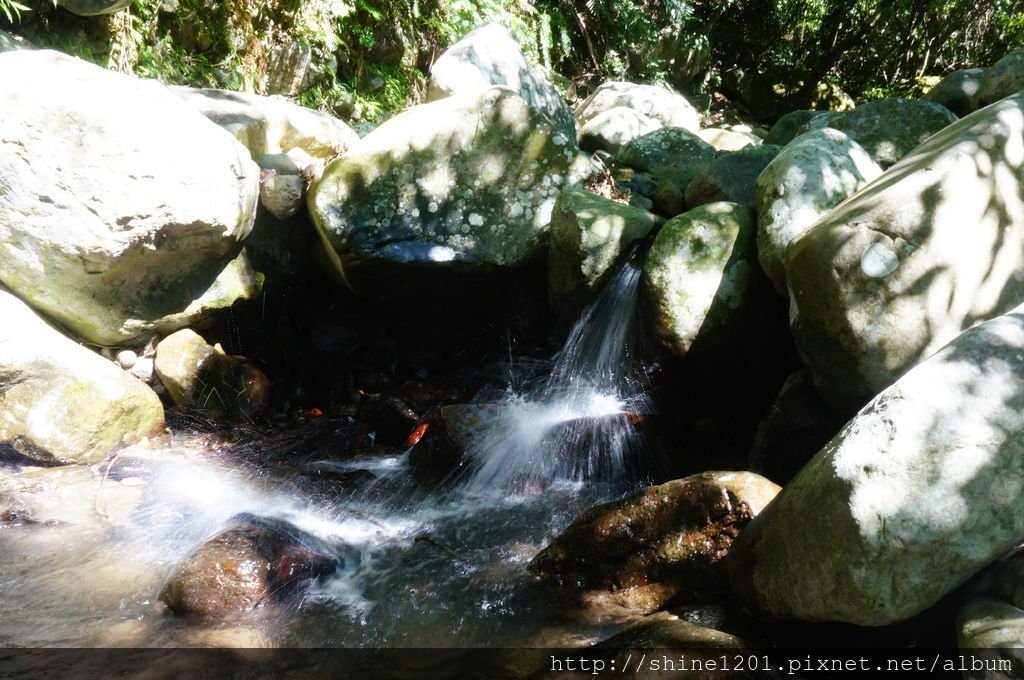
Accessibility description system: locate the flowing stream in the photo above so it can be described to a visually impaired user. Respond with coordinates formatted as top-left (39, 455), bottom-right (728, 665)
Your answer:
top-left (0, 251), bottom-right (655, 649)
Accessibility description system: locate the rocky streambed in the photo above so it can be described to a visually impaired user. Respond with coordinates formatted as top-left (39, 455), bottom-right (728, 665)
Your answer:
top-left (2, 19), bottom-right (1024, 675)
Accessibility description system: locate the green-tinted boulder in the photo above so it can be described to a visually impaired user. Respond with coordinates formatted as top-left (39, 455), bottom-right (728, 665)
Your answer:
top-left (0, 289), bottom-right (164, 465)
top-left (684, 145), bottom-right (782, 209)
top-left (616, 126), bottom-right (717, 177)
top-left (308, 86), bottom-right (579, 297)
top-left (730, 305), bottom-right (1024, 625)
top-left (577, 106), bottom-right (660, 154)
top-left (755, 128), bottom-right (882, 294)
top-left (787, 94), bottom-right (1024, 410)
top-left (975, 48), bottom-right (1024, 109)
top-left (763, 110), bottom-right (828, 146)
top-left (548, 189), bottom-right (659, 314)
top-left (642, 202), bottom-right (772, 357)
top-left (922, 67), bottom-right (987, 117)
top-left (0, 51), bottom-right (259, 346)
top-left (797, 98), bottom-right (958, 167)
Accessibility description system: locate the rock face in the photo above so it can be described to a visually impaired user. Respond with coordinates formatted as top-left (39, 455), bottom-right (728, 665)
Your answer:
top-left (530, 472), bottom-right (779, 608)
top-left (173, 87), bottom-right (359, 162)
top-left (575, 81), bottom-right (700, 134)
top-left (684, 145), bottom-right (781, 209)
top-left (975, 48), bottom-right (1024, 110)
top-left (0, 289), bottom-right (164, 465)
top-left (308, 86), bottom-right (577, 297)
top-left (161, 513), bottom-right (340, 617)
top-left (923, 67), bottom-right (987, 117)
top-left (427, 23), bottom-right (575, 143)
top-left (787, 94), bottom-right (1024, 410)
top-left (643, 202), bottom-right (774, 358)
top-left (798, 98), bottom-right (958, 167)
top-left (577, 107), bottom-right (660, 154)
top-left (0, 51), bottom-right (259, 346)
top-left (55, 0), bottom-right (128, 15)
top-left (729, 305), bottom-right (1024, 625)
top-left (154, 329), bottom-right (270, 420)
top-left (548, 189), bottom-right (659, 313)
top-left (755, 128), bottom-right (882, 294)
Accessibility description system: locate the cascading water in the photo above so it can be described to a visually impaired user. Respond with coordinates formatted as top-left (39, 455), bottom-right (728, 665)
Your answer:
top-left (0, 250), bottom-right (659, 651)
top-left (461, 247), bottom-right (654, 495)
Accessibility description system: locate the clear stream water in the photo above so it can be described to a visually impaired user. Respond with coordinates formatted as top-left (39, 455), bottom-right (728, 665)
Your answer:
top-left (0, 253), bottom-right (654, 649)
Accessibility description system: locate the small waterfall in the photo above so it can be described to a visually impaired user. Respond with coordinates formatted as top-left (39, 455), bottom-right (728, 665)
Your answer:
top-left (461, 247), bottom-right (652, 495)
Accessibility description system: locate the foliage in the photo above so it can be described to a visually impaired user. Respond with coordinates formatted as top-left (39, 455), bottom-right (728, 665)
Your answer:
top-left (0, 0), bottom-right (29, 23)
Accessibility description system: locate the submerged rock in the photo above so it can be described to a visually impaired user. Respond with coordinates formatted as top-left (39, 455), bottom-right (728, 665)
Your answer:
top-left (755, 128), bottom-right (881, 294)
top-left (530, 471), bottom-right (779, 611)
top-left (154, 329), bottom-right (269, 421)
top-left (428, 23), bottom-right (576, 143)
top-left (548, 188), bottom-right (659, 315)
top-left (160, 513), bottom-right (340, 617)
top-left (787, 93), bottom-right (1024, 410)
top-left (308, 86), bottom-right (579, 297)
top-left (729, 305), bottom-right (1024, 625)
top-left (0, 51), bottom-right (259, 346)
top-left (0, 289), bottom-right (164, 465)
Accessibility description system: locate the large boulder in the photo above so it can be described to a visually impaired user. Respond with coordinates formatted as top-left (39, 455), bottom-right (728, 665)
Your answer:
top-left (308, 86), bottom-right (579, 297)
top-left (0, 289), bottom-right (164, 465)
top-left (922, 67), bottom-right (987, 117)
top-left (797, 98), bottom-right (958, 168)
top-left (729, 305), bottom-right (1024, 625)
top-left (975, 48), bottom-right (1024, 110)
top-left (0, 51), bottom-right (259, 346)
top-left (161, 513), bottom-right (340, 617)
top-left (530, 471), bottom-right (779, 610)
top-left (755, 128), bottom-right (882, 294)
top-left (172, 86), bottom-right (359, 162)
top-left (643, 202), bottom-right (775, 358)
top-left (548, 189), bottom-right (659, 314)
top-left (615, 127), bottom-right (717, 178)
top-left (575, 81), bottom-right (700, 134)
top-left (697, 127), bottom-right (761, 151)
top-left (684, 145), bottom-right (782, 210)
top-left (763, 110), bottom-right (827, 146)
top-left (787, 94), bottom-right (1024, 410)
top-left (427, 23), bottom-right (576, 144)
top-left (577, 107), bottom-right (660, 154)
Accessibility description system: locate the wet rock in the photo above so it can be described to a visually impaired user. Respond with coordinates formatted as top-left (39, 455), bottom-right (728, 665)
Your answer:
top-left (787, 93), bottom-right (1024, 410)
top-left (154, 329), bottom-right (270, 420)
top-left (407, 404), bottom-right (495, 482)
top-left (958, 598), bottom-right (1024, 651)
top-left (755, 128), bottom-right (881, 294)
top-left (922, 67), bottom-right (987, 117)
top-left (748, 370), bottom-right (847, 485)
top-left (975, 48), bottom-right (1024, 110)
top-left (577, 107), bottom-right (661, 154)
top-left (173, 86), bottom-right (359, 162)
top-left (763, 110), bottom-right (828, 146)
top-left (696, 127), bottom-right (760, 151)
top-left (642, 202), bottom-right (777, 359)
top-left (530, 471), bottom-right (779, 610)
top-left (548, 188), bottom-right (659, 315)
top-left (796, 98), bottom-right (958, 168)
top-left (729, 305), bottom-right (1024, 625)
top-left (160, 513), bottom-right (340, 617)
top-left (428, 23), bottom-right (576, 143)
top-left (0, 289), bottom-right (164, 465)
top-left (309, 86), bottom-right (580, 298)
top-left (359, 395), bottom-right (420, 448)
top-left (684, 145), bottom-right (782, 209)
top-left (0, 51), bottom-right (259, 346)
top-left (596, 610), bottom-right (746, 649)
top-left (576, 81), bottom-right (701, 134)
